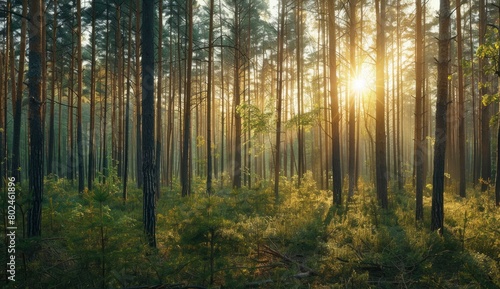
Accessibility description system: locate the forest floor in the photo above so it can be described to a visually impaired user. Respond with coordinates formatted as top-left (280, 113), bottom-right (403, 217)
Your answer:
top-left (2, 172), bottom-right (500, 288)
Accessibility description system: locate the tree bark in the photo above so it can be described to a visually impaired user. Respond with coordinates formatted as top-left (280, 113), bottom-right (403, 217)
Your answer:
top-left (181, 0), bottom-right (194, 197)
top-left (232, 0), bottom-right (242, 189)
top-left (11, 0), bottom-right (27, 184)
top-left (136, 0), bottom-right (143, 189)
top-left (102, 6), bottom-right (110, 183)
top-left (296, 0), bottom-right (305, 184)
top-left (142, 0), bottom-right (156, 248)
top-left (88, 0), bottom-right (97, 190)
top-left (76, 0), bottom-right (84, 193)
top-left (431, 0), bottom-right (451, 234)
top-left (348, 0), bottom-right (357, 199)
top-left (206, 0), bottom-right (215, 194)
top-left (456, 0), bottom-right (465, 197)
top-left (47, 0), bottom-right (57, 176)
top-left (274, 0), bottom-right (286, 201)
top-left (156, 0), bottom-right (163, 198)
top-left (327, 0), bottom-right (342, 205)
top-left (479, 0), bottom-right (491, 192)
top-left (123, 6), bottom-right (133, 201)
top-left (415, 0), bottom-right (425, 220)
top-left (27, 0), bottom-right (44, 238)
top-left (375, 0), bottom-right (388, 209)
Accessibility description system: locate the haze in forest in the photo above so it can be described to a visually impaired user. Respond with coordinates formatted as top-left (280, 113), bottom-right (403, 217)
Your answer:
top-left (0, 0), bottom-right (499, 287)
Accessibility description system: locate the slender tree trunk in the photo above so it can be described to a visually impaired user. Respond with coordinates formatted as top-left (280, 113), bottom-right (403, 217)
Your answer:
top-left (456, 0), bottom-right (466, 197)
top-left (327, 0), bottom-right (342, 205)
top-left (206, 0), bottom-right (215, 194)
top-left (431, 0), bottom-right (451, 234)
top-left (67, 34), bottom-right (75, 181)
top-left (8, 0), bottom-right (16, 179)
top-left (296, 0), bottom-right (304, 184)
top-left (479, 0), bottom-right (491, 191)
top-left (76, 0), bottom-right (84, 193)
top-left (232, 0), bottom-right (242, 189)
top-left (470, 0), bottom-right (479, 186)
top-left (3, 1), bottom-right (13, 181)
top-left (47, 0), bottom-right (57, 176)
top-left (123, 7), bottom-right (134, 201)
top-left (415, 0), bottom-right (424, 220)
top-left (166, 11), bottom-right (174, 187)
top-left (11, 0), bottom-right (27, 183)
top-left (88, 0), bottom-right (96, 190)
top-left (181, 0), bottom-right (193, 197)
top-left (375, 0), bottom-right (388, 209)
top-left (27, 0), bottom-right (44, 238)
top-left (348, 0), bottom-right (357, 199)
top-left (275, 0), bottom-right (286, 201)
top-left (57, 71), bottom-right (63, 176)
top-left (156, 0), bottom-right (163, 198)
top-left (142, 0), bottom-right (156, 248)
top-left (136, 0), bottom-right (143, 188)
top-left (115, 3), bottom-right (124, 179)
top-left (102, 6), bottom-right (110, 182)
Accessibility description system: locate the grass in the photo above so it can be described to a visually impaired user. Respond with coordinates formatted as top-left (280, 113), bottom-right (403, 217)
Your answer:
top-left (2, 173), bottom-right (500, 288)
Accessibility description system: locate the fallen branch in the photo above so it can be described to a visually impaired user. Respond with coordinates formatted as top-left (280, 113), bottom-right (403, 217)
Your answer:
top-left (261, 244), bottom-right (318, 276)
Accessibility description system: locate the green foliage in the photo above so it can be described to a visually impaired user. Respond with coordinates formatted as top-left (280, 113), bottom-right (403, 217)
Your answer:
top-left (3, 174), bottom-right (500, 288)
top-left (285, 108), bottom-right (321, 130)
top-left (236, 103), bottom-right (273, 134)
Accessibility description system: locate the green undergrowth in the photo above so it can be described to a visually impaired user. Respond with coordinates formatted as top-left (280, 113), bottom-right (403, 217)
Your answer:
top-left (2, 172), bottom-right (500, 288)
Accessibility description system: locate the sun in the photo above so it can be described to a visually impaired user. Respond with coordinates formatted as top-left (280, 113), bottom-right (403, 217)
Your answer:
top-left (351, 76), bottom-right (368, 94)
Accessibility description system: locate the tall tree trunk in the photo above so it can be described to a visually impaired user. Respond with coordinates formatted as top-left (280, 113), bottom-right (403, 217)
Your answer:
top-left (136, 0), bottom-right (143, 188)
top-left (88, 0), bottom-right (96, 190)
top-left (328, 0), bottom-right (342, 205)
top-left (3, 0), bottom-right (13, 182)
top-left (47, 0), bottom-right (57, 176)
top-left (27, 0), bottom-right (44, 238)
top-left (181, 0), bottom-right (193, 197)
top-left (232, 0), bottom-right (242, 189)
top-left (156, 0), bottom-right (163, 198)
top-left (123, 6), bottom-right (133, 201)
top-left (375, 0), bottom-right (388, 209)
top-left (115, 3), bottom-right (124, 179)
top-left (479, 0), bottom-right (491, 191)
top-left (396, 0), bottom-right (404, 189)
top-left (431, 0), bottom-right (451, 234)
top-left (166, 8), bottom-right (174, 187)
top-left (470, 0), bottom-right (479, 186)
top-left (348, 0), bottom-right (357, 199)
top-left (142, 0), bottom-right (156, 248)
top-left (415, 0), bottom-right (425, 220)
top-left (206, 0), bottom-right (215, 194)
top-left (296, 0), bottom-right (305, 184)
top-left (76, 0), bottom-right (84, 193)
top-left (456, 0), bottom-right (465, 197)
top-left (11, 0), bottom-right (27, 183)
top-left (274, 0), bottom-right (286, 201)
top-left (67, 34), bottom-right (75, 181)
top-left (102, 6), bottom-right (110, 182)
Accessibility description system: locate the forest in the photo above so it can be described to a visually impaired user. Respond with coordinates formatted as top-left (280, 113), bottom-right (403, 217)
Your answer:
top-left (0, 0), bottom-right (500, 287)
